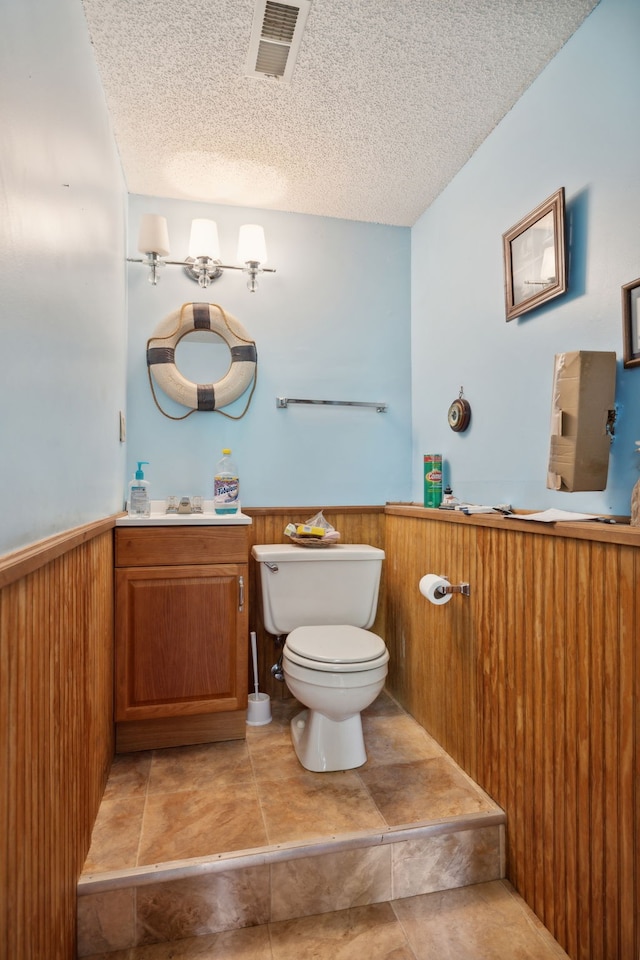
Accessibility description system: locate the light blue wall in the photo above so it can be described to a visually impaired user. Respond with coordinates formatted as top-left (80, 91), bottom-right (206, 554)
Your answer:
top-left (0, 0), bottom-right (127, 555)
top-left (126, 196), bottom-right (412, 508)
top-left (3, 0), bottom-right (637, 558)
top-left (411, 0), bottom-right (640, 516)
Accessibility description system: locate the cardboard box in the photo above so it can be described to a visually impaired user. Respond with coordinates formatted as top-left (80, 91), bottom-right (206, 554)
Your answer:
top-left (547, 350), bottom-right (616, 492)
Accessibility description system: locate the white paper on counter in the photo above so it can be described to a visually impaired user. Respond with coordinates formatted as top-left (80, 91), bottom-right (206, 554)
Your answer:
top-left (505, 509), bottom-right (600, 523)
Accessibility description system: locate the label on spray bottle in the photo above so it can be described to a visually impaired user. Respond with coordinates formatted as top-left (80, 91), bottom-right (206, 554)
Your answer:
top-left (424, 454), bottom-right (443, 508)
top-left (214, 476), bottom-right (239, 513)
top-left (214, 449), bottom-right (239, 515)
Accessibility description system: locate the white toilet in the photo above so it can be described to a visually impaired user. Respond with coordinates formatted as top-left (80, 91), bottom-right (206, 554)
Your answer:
top-left (251, 543), bottom-right (388, 772)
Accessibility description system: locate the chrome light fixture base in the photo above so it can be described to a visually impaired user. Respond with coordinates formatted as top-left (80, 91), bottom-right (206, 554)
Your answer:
top-left (183, 256), bottom-right (224, 288)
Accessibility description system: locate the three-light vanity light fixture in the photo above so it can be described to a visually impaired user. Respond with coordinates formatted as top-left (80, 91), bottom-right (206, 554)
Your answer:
top-left (128, 214), bottom-right (276, 292)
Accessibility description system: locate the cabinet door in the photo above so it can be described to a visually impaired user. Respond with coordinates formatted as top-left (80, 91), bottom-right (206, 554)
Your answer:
top-left (115, 564), bottom-right (248, 721)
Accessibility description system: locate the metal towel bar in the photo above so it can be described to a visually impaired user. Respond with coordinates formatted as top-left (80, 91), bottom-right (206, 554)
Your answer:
top-left (276, 397), bottom-right (387, 413)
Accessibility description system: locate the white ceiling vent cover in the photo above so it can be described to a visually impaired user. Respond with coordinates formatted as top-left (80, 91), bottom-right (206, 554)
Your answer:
top-left (244, 0), bottom-right (311, 83)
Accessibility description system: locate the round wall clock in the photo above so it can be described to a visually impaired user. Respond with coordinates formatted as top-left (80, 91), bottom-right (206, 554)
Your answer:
top-left (447, 389), bottom-right (471, 432)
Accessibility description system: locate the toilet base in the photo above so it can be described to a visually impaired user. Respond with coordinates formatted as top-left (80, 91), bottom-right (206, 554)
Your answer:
top-left (290, 708), bottom-right (367, 772)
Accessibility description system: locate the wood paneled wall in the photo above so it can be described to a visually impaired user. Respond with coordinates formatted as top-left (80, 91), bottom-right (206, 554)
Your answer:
top-left (3, 504), bottom-right (635, 960)
top-left (245, 507), bottom-right (386, 700)
top-left (0, 522), bottom-right (115, 960)
top-left (384, 508), bottom-right (639, 960)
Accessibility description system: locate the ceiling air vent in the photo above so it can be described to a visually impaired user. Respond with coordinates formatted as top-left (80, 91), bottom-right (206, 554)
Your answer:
top-left (245, 0), bottom-right (311, 83)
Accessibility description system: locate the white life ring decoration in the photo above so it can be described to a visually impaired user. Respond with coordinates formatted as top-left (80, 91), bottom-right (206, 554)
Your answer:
top-left (146, 302), bottom-right (257, 415)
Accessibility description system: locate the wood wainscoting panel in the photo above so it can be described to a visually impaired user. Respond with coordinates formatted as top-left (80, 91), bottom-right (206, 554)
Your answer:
top-left (383, 513), bottom-right (478, 778)
top-left (485, 530), bottom-right (639, 960)
top-left (383, 507), bottom-right (640, 960)
top-left (244, 507), bottom-right (386, 701)
top-left (0, 527), bottom-right (115, 960)
top-left (616, 544), bottom-right (637, 960)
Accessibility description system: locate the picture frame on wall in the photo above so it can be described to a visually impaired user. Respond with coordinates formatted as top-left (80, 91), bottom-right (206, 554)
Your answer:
top-left (502, 188), bottom-right (567, 322)
top-left (622, 277), bottom-right (640, 368)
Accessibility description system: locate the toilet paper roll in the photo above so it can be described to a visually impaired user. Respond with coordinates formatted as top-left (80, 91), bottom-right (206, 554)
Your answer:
top-left (419, 574), bottom-right (452, 605)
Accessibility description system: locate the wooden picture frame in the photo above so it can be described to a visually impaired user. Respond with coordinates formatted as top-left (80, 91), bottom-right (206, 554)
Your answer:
top-left (622, 277), bottom-right (640, 368)
top-left (502, 188), bottom-right (567, 321)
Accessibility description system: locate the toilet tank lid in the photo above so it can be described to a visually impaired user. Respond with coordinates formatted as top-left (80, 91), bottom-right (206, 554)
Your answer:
top-left (251, 544), bottom-right (384, 562)
top-left (287, 625), bottom-right (387, 663)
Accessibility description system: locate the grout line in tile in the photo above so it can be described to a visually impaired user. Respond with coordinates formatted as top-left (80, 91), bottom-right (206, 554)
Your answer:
top-left (390, 897), bottom-right (418, 956)
top-left (251, 777), bottom-right (273, 855)
top-left (248, 745), bottom-right (274, 846)
top-left (265, 914), bottom-right (276, 960)
top-left (133, 750), bottom-right (155, 868)
top-left (354, 768), bottom-right (391, 829)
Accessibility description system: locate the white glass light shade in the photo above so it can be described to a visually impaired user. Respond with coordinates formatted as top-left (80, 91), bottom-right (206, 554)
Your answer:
top-left (138, 214), bottom-right (170, 256)
top-left (188, 219), bottom-right (220, 260)
top-left (237, 224), bottom-right (267, 264)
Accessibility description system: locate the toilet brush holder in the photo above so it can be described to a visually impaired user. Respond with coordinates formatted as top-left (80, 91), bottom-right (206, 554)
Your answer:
top-left (247, 692), bottom-right (272, 726)
top-left (247, 631), bottom-right (272, 725)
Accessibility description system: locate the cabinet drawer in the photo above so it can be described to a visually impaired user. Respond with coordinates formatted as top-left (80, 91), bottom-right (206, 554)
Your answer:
top-left (115, 525), bottom-right (248, 566)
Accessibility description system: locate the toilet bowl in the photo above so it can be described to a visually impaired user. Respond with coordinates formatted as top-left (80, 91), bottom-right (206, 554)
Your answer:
top-left (251, 543), bottom-right (388, 772)
top-left (283, 624), bottom-right (389, 771)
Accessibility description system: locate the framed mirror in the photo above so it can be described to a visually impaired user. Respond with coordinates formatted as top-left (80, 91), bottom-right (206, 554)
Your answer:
top-left (622, 277), bottom-right (640, 369)
top-left (503, 188), bottom-right (567, 321)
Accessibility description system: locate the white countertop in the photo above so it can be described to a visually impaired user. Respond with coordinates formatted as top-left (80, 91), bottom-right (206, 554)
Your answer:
top-left (116, 501), bottom-right (252, 526)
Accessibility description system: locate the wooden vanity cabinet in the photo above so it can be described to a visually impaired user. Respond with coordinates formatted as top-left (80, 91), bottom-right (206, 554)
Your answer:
top-left (114, 525), bottom-right (249, 752)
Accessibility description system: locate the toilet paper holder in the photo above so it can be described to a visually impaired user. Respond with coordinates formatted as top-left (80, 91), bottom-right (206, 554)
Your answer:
top-left (436, 576), bottom-right (471, 598)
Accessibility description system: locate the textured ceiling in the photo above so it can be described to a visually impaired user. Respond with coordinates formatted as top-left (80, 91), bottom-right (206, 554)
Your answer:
top-left (81, 0), bottom-right (598, 226)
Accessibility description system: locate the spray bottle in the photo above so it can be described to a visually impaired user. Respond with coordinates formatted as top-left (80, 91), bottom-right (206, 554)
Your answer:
top-left (214, 449), bottom-right (239, 514)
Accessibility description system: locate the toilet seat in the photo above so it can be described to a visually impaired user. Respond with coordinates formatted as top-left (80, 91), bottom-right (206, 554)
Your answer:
top-left (285, 625), bottom-right (389, 673)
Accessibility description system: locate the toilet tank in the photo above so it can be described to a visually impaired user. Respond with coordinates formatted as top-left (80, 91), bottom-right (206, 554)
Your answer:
top-left (251, 543), bottom-right (384, 636)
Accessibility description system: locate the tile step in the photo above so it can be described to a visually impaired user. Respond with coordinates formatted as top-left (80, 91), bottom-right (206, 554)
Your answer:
top-left (77, 809), bottom-right (505, 956)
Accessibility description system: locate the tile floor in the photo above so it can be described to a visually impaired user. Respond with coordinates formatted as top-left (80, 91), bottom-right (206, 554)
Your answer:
top-left (80, 693), bottom-right (569, 959)
top-left (82, 693), bottom-right (498, 875)
top-left (82, 881), bottom-right (570, 959)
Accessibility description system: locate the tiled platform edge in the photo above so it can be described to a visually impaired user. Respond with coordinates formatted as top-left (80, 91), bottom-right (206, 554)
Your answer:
top-left (77, 811), bottom-right (505, 955)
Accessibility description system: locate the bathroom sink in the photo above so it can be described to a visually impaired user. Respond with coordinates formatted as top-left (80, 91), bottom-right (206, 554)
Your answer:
top-left (116, 500), bottom-right (252, 526)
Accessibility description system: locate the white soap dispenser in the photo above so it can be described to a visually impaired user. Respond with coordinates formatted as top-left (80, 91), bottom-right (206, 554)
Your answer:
top-left (128, 461), bottom-right (151, 517)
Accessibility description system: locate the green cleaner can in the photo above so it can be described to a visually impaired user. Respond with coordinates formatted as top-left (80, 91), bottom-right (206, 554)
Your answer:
top-left (423, 454), bottom-right (443, 508)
